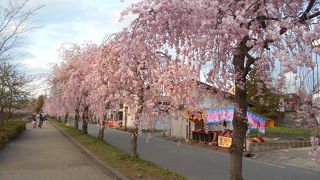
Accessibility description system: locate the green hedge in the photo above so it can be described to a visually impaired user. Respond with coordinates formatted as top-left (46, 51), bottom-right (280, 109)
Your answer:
top-left (0, 121), bottom-right (26, 149)
top-left (250, 126), bottom-right (320, 136)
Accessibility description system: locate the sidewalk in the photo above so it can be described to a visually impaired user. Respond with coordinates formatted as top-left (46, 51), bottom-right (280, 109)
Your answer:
top-left (251, 147), bottom-right (320, 172)
top-left (0, 122), bottom-right (113, 180)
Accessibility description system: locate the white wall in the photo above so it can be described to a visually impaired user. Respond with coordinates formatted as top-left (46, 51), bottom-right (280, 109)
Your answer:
top-left (170, 111), bottom-right (188, 139)
top-left (123, 107), bottom-right (172, 131)
top-left (198, 93), bottom-right (235, 109)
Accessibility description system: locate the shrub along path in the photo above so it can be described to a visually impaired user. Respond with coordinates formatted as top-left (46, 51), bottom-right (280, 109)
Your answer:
top-left (0, 122), bottom-right (112, 180)
top-left (0, 121), bottom-right (26, 149)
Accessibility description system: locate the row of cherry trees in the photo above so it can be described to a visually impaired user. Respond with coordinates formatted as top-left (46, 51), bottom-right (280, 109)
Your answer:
top-left (119, 1), bottom-right (320, 179)
top-left (45, 0), bottom-right (320, 179)
top-left (44, 35), bottom-right (202, 157)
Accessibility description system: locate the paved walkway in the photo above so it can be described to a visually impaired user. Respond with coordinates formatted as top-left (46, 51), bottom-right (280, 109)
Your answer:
top-left (0, 122), bottom-right (112, 180)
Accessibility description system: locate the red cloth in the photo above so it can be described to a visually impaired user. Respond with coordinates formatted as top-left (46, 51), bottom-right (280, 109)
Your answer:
top-left (108, 121), bottom-right (115, 127)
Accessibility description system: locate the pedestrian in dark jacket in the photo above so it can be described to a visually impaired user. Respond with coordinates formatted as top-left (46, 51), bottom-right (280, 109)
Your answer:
top-left (38, 114), bottom-right (44, 128)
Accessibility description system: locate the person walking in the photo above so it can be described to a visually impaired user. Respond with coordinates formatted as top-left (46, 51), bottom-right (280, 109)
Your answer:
top-left (38, 114), bottom-right (44, 128)
top-left (32, 117), bottom-right (37, 128)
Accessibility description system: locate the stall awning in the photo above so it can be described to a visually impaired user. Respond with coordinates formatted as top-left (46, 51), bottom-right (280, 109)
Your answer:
top-left (206, 108), bottom-right (266, 134)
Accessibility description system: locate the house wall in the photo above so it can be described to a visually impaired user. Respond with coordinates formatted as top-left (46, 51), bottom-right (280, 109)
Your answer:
top-left (124, 106), bottom-right (136, 128)
top-left (281, 112), bottom-right (296, 126)
top-left (123, 106), bottom-right (172, 131)
top-left (170, 111), bottom-right (189, 139)
top-left (152, 112), bottom-right (172, 131)
top-left (198, 93), bottom-right (235, 109)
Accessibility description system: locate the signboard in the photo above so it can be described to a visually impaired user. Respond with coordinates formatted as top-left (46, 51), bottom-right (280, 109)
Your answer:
top-left (218, 136), bottom-right (232, 148)
top-left (184, 109), bottom-right (206, 125)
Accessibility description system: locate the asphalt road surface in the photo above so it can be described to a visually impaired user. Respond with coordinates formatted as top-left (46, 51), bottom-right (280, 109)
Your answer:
top-left (71, 120), bottom-right (320, 180)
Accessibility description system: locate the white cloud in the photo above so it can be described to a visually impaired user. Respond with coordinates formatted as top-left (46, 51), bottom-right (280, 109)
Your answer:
top-left (21, 0), bottom-right (140, 67)
top-left (27, 76), bottom-right (50, 97)
top-left (12, 0), bottom-right (141, 96)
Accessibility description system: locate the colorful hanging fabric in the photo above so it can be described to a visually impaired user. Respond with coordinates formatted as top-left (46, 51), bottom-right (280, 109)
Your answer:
top-left (226, 108), bottom-right (234, 122)
top-left (206, 109), bottom-right (213, 124)
top-left (206, 108), bottom-right (219, 124)
top-left (219, 108), bottom-right (227, 121)
top-left (258, 116), bottom-right (266, 134)
top-left (213, 109), bottom-right (219, 123)
top-left (206, 108), bottom-right (266, 134)
top-left (247, 111), bottom-right (255, 129)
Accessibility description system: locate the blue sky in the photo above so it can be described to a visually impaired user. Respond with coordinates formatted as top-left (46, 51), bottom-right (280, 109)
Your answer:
top-left (19, 0), bottom-right (139, 75)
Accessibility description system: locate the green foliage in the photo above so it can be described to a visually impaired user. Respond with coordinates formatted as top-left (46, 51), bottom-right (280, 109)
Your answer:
top-left (250, 126), bottom-right (320, 136)
top-left (35, 95), bottom-right (45, 114)
top-left (0, 61), bottom-right (30, 125)
top-left (247, 68), bottom-right (281, 120)
top-left (0, 120), bottom-right (26, 149)
top-left (29, 95), bottom-right (46, 114)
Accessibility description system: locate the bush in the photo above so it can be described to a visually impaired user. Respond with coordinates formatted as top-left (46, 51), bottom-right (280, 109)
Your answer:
top-left (0, 132), bottom-right (8, 148)
top-left (0, 121), bottom-right (26, 149)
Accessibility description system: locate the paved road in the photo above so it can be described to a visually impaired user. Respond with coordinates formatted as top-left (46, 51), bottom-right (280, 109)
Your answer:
top-left (70, 120), bottom-right (320, 180)
top-left (0, 122), bottom-right (113, 180)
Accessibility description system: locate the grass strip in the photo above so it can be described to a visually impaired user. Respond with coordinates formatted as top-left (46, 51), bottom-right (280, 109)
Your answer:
top-left (250, 126), bottom-right (320, 136)
top-left (50, 118), bottom-right (187, 180)
top-left (0, 121), bottom-right (26, 149)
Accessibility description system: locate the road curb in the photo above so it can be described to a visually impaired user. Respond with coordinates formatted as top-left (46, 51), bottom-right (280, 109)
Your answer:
top-left (50, 121), bottom-right (131, 180)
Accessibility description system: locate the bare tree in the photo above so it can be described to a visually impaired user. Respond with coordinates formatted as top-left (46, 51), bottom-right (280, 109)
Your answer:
top-left (0, 0), bottom-right (43, 58)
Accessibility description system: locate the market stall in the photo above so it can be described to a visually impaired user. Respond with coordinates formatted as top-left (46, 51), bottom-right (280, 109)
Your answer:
top-left (184, 108), bottom-right (208, 142)
top-left (207, 108), bottom-right (266, 147)
top-left (186, 107), bottom-right (266, 148)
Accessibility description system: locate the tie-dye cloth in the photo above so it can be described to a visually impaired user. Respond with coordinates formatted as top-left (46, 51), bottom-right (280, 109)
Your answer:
top-left (206, 108), bottom-right (266, 134)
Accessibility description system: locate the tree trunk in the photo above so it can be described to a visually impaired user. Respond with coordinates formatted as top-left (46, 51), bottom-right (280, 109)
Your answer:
top-left (124, 106), bottom-right (128, 131)
top-left (98, 126), bottom-right (105, 140)
top-left (229, 52), bottom-right (248, 180)
top-left (130, 88), bottom-right (144, 158)
top-left (75, 108), bottom-right (79, 129)
top-left (0, 111), bottom-right (4, 127)
top-left (64, 112), bottom-right (68, 124)
top-left (8, 108), bottom-right (12, 118)
top-left (8, 90), bottom-right (13, 118)
top-left (131, 127), bottom-right (138, 157)
top-left (82, 105), bottom-right (89, 134)
top-left (98, 115), bottom-right (107, 140)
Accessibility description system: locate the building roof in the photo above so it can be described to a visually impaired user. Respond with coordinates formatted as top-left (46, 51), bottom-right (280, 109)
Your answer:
top-left (197, 81), bottom-right (256, 107)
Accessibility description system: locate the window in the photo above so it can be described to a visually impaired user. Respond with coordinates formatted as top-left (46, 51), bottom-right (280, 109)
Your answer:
top-left (118, 112), bottom-right (123, 121)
